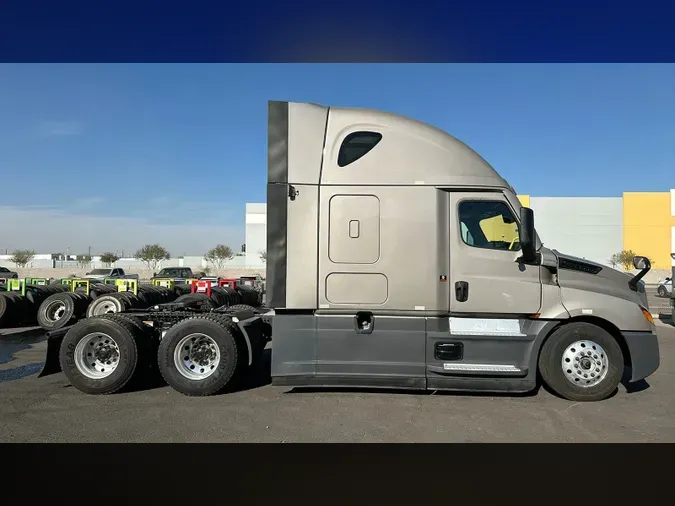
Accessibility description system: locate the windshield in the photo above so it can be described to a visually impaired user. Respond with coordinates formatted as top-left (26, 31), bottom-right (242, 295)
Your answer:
top-left (88, 269), bottom-right (110, 275)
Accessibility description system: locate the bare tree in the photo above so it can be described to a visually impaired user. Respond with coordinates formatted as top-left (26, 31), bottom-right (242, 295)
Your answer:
top-left (9, 249), bottom-right (36, 268)
top-left (76, 254), bottom-right (93, 268)
top-left (608, 252), bottom-right (621, 269)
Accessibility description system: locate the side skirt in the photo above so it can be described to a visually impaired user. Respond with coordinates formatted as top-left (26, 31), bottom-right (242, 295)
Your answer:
top-left (272, 373), bottom-right (536, 394)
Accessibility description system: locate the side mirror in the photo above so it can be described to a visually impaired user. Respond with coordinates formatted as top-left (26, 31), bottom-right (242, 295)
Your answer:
top-left (633, 256), bottom-right (650, 270)
top-left (518, 207), bottom-right (537, 263)
top-left (629, 255), bottom-right (651, 292)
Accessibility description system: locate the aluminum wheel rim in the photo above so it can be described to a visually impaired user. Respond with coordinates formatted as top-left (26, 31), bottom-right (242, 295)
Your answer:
top-left (561, 340), bottom-right (609, 388)
top-left (92, 300), bottom-right (119, 315)
top-left (173, 333), bottom-right (220, 380)
top-left (74, 332), bottom-right (121, 379)
top-left (45, 300), bottom-right (66, 322)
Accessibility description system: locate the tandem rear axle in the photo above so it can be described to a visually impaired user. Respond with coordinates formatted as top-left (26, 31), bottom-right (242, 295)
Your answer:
top-left (38, 301), bottom-right (272, 396)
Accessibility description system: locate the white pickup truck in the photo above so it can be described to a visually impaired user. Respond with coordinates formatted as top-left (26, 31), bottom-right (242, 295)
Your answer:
top-left (83, 268), bottom-right (139, 283)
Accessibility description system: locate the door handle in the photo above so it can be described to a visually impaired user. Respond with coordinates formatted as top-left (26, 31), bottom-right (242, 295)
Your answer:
top-left (455, 281), bottom-right (469, 302)
top-left (354, 311), bottom-right (374, 334)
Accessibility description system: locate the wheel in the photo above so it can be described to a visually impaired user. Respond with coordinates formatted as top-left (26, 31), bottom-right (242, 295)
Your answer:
top-left (157, 314), bottom-right (245, 396)
top-left (37, 293), bottom-right (78, 330)
top-left (538, 322), bottom-right (624, 402)
top-left (58, 317), bottom-right (141, 395)
top-left (657, 286), bottom-right (667, 297)
top-left (98, 313), bottom-right (160, 382)
top-left (86, 294), bottom-right (124, 317)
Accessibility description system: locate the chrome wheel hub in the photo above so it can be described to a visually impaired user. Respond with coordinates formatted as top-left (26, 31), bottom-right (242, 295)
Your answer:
top-left (174, 333), bottom-right (220, 380)
top-left (74, 333), bottom-right (121, 379)
top-left (561, 340), bottom-right (609, 388)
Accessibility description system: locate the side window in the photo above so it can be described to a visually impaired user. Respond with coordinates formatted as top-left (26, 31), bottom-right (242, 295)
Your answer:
top-left (337, 131), bottom-right (383, 167)
top-left (458, 200), bottom-right (521, 251)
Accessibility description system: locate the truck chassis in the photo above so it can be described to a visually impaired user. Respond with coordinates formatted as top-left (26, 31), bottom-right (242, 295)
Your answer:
top-left (39, 302), bottom-right (271, 396)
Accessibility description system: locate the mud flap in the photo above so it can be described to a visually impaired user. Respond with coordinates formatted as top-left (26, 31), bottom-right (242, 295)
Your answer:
top-left (38, 325), bottom-right (73, 377)
top-left (38, 335), bottom-right (64, 377)
top-left (235, 314), bottom-right (267, 367)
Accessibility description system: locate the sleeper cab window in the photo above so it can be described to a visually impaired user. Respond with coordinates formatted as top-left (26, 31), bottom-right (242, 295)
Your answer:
top-left (337, 131), bottom-right (383, 167)
top-left (458, 200), bottom-right (521, 251)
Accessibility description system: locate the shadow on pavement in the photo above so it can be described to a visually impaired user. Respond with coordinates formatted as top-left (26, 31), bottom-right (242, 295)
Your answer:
top-left (0, 327), bottom-right (47, 366)
top-left (126, 349), bottom-right (274, 394)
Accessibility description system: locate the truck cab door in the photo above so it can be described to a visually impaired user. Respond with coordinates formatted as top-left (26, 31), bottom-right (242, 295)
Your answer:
top-left (449, 192), bottom-right (541, 315)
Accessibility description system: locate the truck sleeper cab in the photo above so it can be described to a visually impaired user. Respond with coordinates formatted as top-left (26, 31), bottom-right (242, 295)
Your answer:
top-left (266, 100), bottom-right (660, 402)
top-left (40, 100), bottom-right (660, 403)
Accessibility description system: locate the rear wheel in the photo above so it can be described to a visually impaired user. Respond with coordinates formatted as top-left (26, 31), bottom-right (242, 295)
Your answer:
top-left (157, 314), bottom-right (245, 396)
top-left (539, 322), bottom-right (624, 402)
top-left (59, 317), bottom-right (141, 394)
top-left (657, 285), bottom-right (667, 297)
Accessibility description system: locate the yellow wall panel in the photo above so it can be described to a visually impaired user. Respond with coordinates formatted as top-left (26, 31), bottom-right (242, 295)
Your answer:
top-left (518, 195), bottom-right (530, 207)
top-left (622, 192), bottom-right (673, 269)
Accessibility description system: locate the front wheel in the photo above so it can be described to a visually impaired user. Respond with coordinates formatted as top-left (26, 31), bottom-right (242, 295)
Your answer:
top-left (538, 322), bottom-right (624, 402)
top-left (657, 286), bottom-right (667, 297)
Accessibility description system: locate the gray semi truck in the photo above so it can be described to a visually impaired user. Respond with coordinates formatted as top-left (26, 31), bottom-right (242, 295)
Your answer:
top-left (38, 100), bottom-right (660, 402)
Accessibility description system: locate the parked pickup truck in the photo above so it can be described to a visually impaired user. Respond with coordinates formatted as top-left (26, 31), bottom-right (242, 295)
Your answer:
top-left (83, 268), bottom-right (139, 283)
top-left (0, 266), bottom-right (19, 280)
top-left (150, 267), bottom-right (205, 282)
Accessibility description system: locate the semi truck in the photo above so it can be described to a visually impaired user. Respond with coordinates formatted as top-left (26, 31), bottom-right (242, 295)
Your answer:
top-left (38, 100), bottom-right (660, 402)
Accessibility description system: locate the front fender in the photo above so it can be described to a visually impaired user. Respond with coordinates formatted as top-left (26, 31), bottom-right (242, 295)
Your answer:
top-left (560, 286), bottom-right (653, 333)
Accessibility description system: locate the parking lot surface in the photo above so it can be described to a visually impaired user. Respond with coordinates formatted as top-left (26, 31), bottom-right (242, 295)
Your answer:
top-left (0, 319), bottom-right (673, 442)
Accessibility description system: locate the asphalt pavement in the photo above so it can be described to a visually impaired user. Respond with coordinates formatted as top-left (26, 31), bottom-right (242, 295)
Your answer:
top-left (0, 305), bottom-right (673, 443)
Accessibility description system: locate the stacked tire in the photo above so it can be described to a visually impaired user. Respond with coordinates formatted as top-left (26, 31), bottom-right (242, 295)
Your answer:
top-left (0, 291), bottom-right (28, 327)
top-left (36, 283), bottom-right (122, 331)
top-left (86, 284), bottom-right (178, 318)
top-left (37, 290), bottom-right (91, 330)
top-left (236, 285), bottom-right (263, 307)
top-left (0, 284), bottom-right (73, 328)
top-left (171, 285), bottom-right (263, 312)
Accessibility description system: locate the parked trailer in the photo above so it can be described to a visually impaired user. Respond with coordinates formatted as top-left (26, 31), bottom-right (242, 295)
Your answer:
top-left (39, 100), bottom-right (660, 402)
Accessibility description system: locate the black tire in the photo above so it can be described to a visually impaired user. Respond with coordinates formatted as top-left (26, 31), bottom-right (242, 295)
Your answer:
top-left (6, 292), bottom-right (31, 325)
top-left (657, 286), bottom-right (667, 297)
top-left (37, 293), bottom-right (78, 330)
top-left (0, 293), bottom-right (16, 327)
top-left (227, 304), bottom-right (259, 314)
top-left (59, 316), bottom-right (141, 395)
top-left (98, 313), bottom-right (160, 383)
top-left (157, 314), bottom-right (246, 396)
top-left (538, 322), bottom-right (624, 402)
top-left (174, 293), bottom-right (217, 311)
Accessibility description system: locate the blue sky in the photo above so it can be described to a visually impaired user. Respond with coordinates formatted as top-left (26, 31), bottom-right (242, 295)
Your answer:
top-left (0, 63), bottom-right (673, 255)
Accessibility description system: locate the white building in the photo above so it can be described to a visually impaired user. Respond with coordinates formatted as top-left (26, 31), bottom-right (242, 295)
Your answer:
top-left (245, 203), bottom-right (267, 267)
